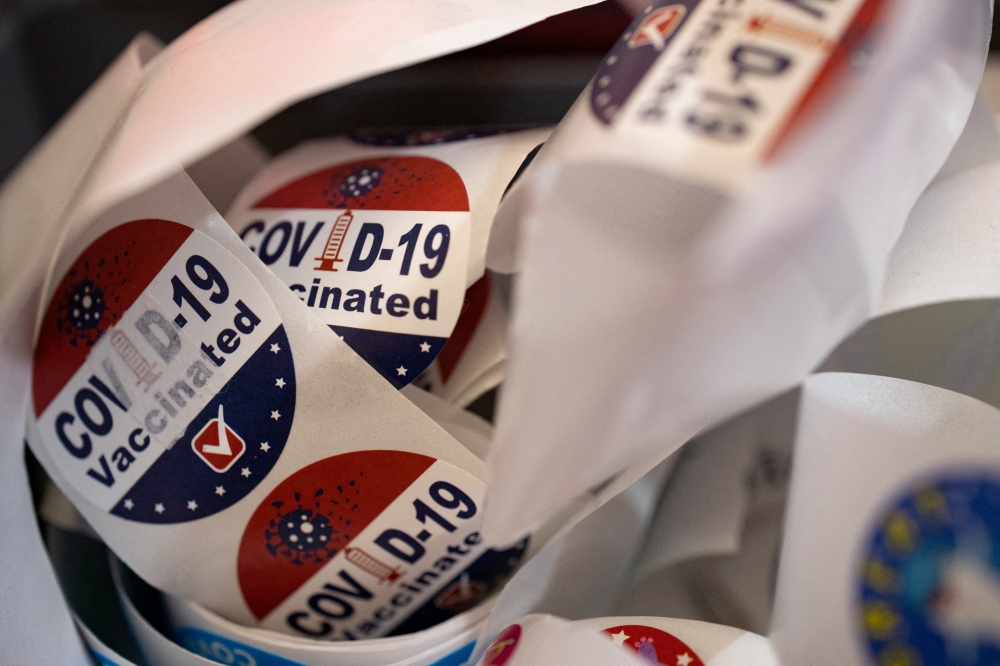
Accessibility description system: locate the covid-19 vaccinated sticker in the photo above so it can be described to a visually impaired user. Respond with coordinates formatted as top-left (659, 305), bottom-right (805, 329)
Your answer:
top-left (237, 450), bottom-right (526, 640)
top-left (232, 156), bottom-right (471, 389)
top-left (857, 472), bottom-right (1000, 666)
top-left (32, 218), bottom-right (295, 524)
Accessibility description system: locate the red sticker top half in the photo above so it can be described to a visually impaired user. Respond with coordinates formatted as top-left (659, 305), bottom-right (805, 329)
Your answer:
top-left (603, 625), bottom-right (705, 666)
top-left (33, 220), bottom-right (193, 416)
top-left (237, 450), bottom-right (437, 620)
top-left (253, 157), bottom-right (470, 212)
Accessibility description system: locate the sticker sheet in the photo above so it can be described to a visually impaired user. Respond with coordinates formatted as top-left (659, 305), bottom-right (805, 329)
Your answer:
top-left (821, 96), bottom-right (1000, 411)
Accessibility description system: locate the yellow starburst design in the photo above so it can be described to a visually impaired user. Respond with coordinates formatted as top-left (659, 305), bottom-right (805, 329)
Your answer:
top-left (862, 601), bottom-right (899, 640)
top-left (914, 485), bottom-right (948, 522)
top-left (884, 511), bottom-right (917, 553)
top-left (865, 558), bottom-right (897, 593)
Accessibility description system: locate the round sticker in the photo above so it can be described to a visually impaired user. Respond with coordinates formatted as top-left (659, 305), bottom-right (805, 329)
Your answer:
top-left (603, 625), bottom-right (705, 666)
top-left (234, 156), bottom-right (471, 389)
top-left (590, 1), bottom-right (696, 125)
top-left (237, 450), bottom-right (493, 640)
top-left (479, 624), bottom-right (521, 666)
top-left (32, 219), bottom-right (294, 523)
top-left (857, 473), bottom-right (1000, 666)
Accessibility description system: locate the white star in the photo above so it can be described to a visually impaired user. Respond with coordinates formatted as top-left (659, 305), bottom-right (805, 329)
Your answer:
top-left (271, 410), bottom-right (281, 420)
top-left (275, 378), bottom-right (286, 388)
top-left (187, 500), bottom-right (198, 511)
top-left (610, 631), bottom-right (629, 647)
top-left (154, 503), bottom-right (165, 514)
top-left (419, 342), bottom-right (431, 353)
top-left (260, 442), bottom-right (270, 452)
top-left (676, 654), bottom-right (693, 666)
top-left (215, 486), bottom-right (226, 496)
top-left (241, 467), bottom-right (251, 478)
top-left (396, 365), bottom-right (407, 377)
top-left (123, 499), bottom-right (134, 510)
top-left (270, 343), bottom-right (281, 354)
top-left (338, 335), bottom-right (344, 340)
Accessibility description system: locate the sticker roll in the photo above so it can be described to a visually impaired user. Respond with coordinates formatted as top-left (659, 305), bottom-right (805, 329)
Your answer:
top-left (26, 170), bottom-right (518, 639)
top-left (111, 551), bottom-right (489, 666)
top-left (615, 389), bottom-right (799, 634)
top-left (164, 585), bottom-right (494, 666)
top-left (820, 99), bottom-right (1000, 414)
top-left (225, 130), bottom-right (546, 391)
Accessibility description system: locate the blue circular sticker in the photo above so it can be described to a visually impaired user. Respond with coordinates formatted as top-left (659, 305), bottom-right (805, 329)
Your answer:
top-left (858, 473), bottom-right (1000, 665)
top-left (234, 156), bottom-right (472, 389)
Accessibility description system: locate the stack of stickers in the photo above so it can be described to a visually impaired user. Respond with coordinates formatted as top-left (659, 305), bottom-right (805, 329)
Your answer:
top-left (26, 129), bottom-right (546, 666)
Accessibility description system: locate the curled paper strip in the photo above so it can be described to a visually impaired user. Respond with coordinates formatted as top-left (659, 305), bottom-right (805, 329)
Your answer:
top-left (164, 585), bottom-right (494, 666)
top-left (111, 555), bottom-right (281, 666)
top-left (483, 0), bottom-right (991, 545)
top-left (0, 0), bottom-right (605, 659)
top-left (616, 95), bottom-right (1000, 629)
top-left (76, 619), bottom-right (141, 666)
top-left (114, 554), bottom-right (496, 666)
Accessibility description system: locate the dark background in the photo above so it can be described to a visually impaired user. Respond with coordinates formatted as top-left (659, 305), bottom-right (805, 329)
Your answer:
top-left (0, 0), bottom-right (637, 185)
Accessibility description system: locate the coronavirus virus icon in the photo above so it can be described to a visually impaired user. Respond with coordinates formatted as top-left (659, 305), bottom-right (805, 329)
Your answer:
top-left (635, 637), bottom-right (658, 663)
top-left (265, 491), bottom-right (339, 565)
top-left (338, 166), bottom-right (383, 199)
top-left (58, 279), bottom-right (107, 347)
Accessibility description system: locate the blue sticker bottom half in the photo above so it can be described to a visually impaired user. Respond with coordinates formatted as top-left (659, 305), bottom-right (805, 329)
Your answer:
top-left (331, 325), bottom-right (446, 389)
top-left (389, 538), bottom-right (530, 636)
top-left (858, 473), bottom-right (1000, 666)
top-left (175, 627), bottom-right (305, 666)
top-left (110, 326), bottom-right (296, 524)
top-left (176, 627), bottom-right (476, 666)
